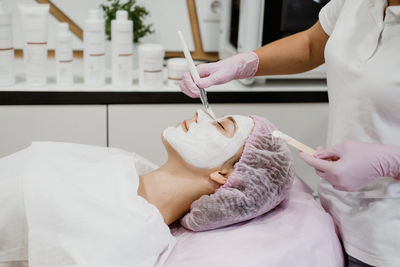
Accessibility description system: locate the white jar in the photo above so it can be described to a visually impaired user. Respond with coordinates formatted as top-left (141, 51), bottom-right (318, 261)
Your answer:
top-left (167, 58), bottom-right (188, 87)
top-left (138, 43), bottom-right (164, 89)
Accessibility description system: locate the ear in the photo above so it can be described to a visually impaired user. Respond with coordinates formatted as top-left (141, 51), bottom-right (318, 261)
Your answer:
top-left (209, 150), bottom-right (240, 185)
top-left (209, 170), bottom-right (230, 185)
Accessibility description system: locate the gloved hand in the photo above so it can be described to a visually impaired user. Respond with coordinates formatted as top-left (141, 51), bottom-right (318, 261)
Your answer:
top-left (179, 52), bottom-right (259, 98)
top-left (299, 141), bottom-right (400, 192)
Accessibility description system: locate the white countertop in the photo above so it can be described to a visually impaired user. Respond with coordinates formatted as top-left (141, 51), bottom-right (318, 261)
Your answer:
top-left (0, 58), bottom-right (327, 92)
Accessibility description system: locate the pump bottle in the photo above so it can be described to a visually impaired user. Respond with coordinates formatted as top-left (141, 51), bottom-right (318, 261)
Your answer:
top-left (0, 1), bottom-right (14, 86)
top-left (84, 9), bottom-right (105, 87)
top-left (55, 23), bottom-right (73, 87)
top-left (112, 10), bottom-right (133, 87)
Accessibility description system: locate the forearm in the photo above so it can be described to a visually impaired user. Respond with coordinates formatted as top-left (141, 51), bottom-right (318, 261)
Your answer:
top-left (254, 21), bottom-right (328, 76)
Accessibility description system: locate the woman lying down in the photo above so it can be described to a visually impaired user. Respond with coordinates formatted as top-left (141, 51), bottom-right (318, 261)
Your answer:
top-left (0, 110), bottom-right (295, 267)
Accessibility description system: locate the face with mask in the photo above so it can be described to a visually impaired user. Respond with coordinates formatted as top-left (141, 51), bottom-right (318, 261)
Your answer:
top-left (162, 109), bottom-right (254, 169)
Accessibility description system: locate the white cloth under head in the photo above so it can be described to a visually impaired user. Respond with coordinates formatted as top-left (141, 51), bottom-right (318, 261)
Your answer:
top-left (319, 0), bottom-right (400, 266)
top-left (0, 142), bottom-right (175, 267)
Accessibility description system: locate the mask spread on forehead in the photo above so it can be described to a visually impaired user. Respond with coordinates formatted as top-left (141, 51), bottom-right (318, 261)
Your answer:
top-left (163, 109), bottom-right (254, 169)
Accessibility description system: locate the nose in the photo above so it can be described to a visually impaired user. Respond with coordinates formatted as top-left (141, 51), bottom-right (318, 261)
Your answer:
top-left (196, 109), bottom-right (213, 123)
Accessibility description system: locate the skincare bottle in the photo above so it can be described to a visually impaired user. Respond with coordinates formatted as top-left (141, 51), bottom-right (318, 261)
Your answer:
top-left (138, 43), bottom-right (165, 89)
top-left (55, 23), bottom-right (73, 87)
top-left (167, 58), bottom-right (188, 87)
top-left (84, 9), bottom-right (105, 87)
top-left (112, 10), bottom-right (133, 88)
top-left (18, 3), bottom-right (49, 86)
top-left (0, 1), bottom-right (14, 87)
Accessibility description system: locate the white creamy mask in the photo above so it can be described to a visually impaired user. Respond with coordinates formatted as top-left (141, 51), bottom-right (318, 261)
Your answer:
top-left (163, 109), bottom-right (254, 169)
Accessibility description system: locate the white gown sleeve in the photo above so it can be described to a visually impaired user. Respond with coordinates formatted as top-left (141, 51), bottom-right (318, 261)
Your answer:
top-left (319, 0), bottom-right (346, 35)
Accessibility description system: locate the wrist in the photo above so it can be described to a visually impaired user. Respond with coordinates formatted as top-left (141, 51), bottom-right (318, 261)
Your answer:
top-left (379, 145), bottom-right (400, 180)
top-left (234, 52), bottom-right (259, 79)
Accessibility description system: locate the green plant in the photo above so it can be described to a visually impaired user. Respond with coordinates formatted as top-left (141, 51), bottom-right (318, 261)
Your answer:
top-left (100, 0), bottom-right (154, 43)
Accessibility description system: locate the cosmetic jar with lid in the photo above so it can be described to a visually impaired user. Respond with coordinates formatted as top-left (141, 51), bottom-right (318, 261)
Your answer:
top-left (167, 58), bottom-right (188, 87)
top-left (138, 43), bottom-right (164, 89)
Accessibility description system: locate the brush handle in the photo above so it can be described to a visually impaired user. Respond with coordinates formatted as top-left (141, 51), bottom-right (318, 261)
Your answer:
top-left (177, 31), bottom-right (200, 83)
top-left (287, 139), bottom-right (316, 155)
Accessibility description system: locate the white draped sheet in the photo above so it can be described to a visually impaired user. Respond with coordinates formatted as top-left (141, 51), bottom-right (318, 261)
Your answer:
top-left (0, 142), bottom-right (175, 267)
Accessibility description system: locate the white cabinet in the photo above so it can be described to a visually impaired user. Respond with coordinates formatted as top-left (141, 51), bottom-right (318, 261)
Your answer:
top-left (108, 103), bottom-right (329, 192)
top-left (0, 105), bottom-right (107, 157)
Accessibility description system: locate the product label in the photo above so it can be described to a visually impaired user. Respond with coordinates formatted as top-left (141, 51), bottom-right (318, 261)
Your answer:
top-left (112, 54), bottom-right (132, 86)
top-left (140, 69), bottom-right (163, 89)
top-left (84, 29), bottom-right (105, 55)
top-left (112, 30), bottom-right (132, 55)
top-left (168, 77), bottom-right (182, 87)
top-left (24, 44), bottom-right (47, 86)
top-left (0, 23), bottom-right (13, 48)
top-left (0, 50), bottom-right (14, 86)
top-left (56, 40), bottom-right (73, 61)
top-left (56, 61), bottom-right (73, 86)
top-left (85, 55), bottom-right (105, 86)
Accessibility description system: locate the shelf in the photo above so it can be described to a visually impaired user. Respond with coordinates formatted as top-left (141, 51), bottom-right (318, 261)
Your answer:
top-left (0, 59), bottom-right (328, 104)
top-left (0, 91), bottom-right (327, 105)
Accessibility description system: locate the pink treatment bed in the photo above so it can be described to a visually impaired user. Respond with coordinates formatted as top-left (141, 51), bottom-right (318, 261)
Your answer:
top-left (164, 178), bottom-right (344, 267)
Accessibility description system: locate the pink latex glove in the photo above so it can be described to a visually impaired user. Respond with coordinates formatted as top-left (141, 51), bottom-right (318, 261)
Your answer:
top-left (299, 141), bottom-right (400, 192)
top-left (179, 52), bottom-right (259, 98)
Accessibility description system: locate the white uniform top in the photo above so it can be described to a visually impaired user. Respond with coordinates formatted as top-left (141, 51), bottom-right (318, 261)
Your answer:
top-left (318, 0), bottom-right (400, 266)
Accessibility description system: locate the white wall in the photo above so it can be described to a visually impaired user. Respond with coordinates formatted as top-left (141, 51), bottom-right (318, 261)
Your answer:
top-left (4, 0), bottom-right (196, 51)
top-left (0, 105), bottom-right (107, 157)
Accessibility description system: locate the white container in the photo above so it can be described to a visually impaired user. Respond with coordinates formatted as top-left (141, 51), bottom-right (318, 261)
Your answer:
top-left (111, 10), bottom-right (133, 88)
top-left (18, 3), bottom-right (49, 87)
top-left (138, 43), bottom-right (164, 89)
top-left (84, 9), bottom-right (105, 87)
top-left (0, 1), bottom-right (14, 87)
top-left (167, 58), bottom-right (188, 87)
top-left (55, 23), bottom-right (73, 87)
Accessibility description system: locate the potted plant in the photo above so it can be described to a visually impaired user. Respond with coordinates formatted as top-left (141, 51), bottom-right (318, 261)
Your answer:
top-left (100, 0), bottom-right (154, 69)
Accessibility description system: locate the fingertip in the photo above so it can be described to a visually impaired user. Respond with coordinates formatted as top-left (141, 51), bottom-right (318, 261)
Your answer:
top-left (196, 80), bottom-right (208, 89)
top-left (189, 91), bottom-right (200, 98)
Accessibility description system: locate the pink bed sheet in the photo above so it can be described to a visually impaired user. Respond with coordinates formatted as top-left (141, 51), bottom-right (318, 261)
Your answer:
top-left (165, 178), bottom-right (344, 267)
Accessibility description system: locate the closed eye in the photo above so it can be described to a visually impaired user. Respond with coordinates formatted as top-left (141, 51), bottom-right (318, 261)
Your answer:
top-left (217, 121), bottom-right (225, 130)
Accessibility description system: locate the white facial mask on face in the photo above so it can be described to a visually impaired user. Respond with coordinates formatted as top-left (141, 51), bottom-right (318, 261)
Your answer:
top-left (163, 109), bottom-right (254, 169)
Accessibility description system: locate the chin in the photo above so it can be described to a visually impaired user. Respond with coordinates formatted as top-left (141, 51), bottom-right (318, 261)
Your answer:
top-left (160, 131), bottom-right (168, 147)
top-left (161, 129), bottom-right (178, 159)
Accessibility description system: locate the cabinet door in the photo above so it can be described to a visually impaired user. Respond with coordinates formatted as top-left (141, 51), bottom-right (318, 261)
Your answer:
top-left (0, 105), bottom-right (107, 157)
top-left (108, 103), bottom-right (328, 193)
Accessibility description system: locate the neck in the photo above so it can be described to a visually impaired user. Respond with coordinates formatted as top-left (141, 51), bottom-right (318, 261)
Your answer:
top-left (138, 161), bottom-right (219, 225)
top-left (388, 0), bottom-right (400, 6)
